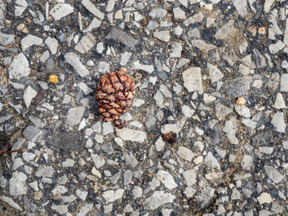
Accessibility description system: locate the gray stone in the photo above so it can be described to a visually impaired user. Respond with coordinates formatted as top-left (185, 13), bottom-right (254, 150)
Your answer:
top-left (145, 191), bottom-right (175, 210)
top-left (9, 171), bottom-right (27, 196)
top-left (102, 189), bottom-right (124, 202)
top-left (75, 33), bottom-right (95, 54)
top-left (147, 20), bottom-right (159, 30)
top-left (24, 86), bottom-right (37, 108)
top-left (235, 105), bottom-right (251, 118)
top-left (231, 0), bottom-right (247, 17)
top-left (183, 169), bottom-right (197, 186)
top-left (207, 63), bottom-right (224, 83)
top-left (22, 152), bottom-right (36, 162)
top-left (153, 90), bottom-right (164, 108)
top-left (35, 165), bottom-right (54, 178)
top-left (173, 7), bottom-right (186, 20)
top-left (83, 18), bottom-right (101, 32)
top-left (97, 61), bottom-right (110, 74)
top-left (51, 205), bottom-right (68, 215)
top-left (264, 0), bottom-right (275, 13)
top-left (0, 32), bottom-right (15, 46)
top-left (156, 170), bottom-right (177, 190)
top-left (264, 165), bottom-right (284, 184)
top-left (20, 35), bottom-right (42, 51)
top-left (170, 42), bottom-right (182, 58)
top-left (284, 18), bottom-right (288, 45)
top-left (271, 112), bottom-right (286, 133)
top-left (231, 188), bottom-right (241, 200)
top-left (257, 192), bottom-right (273, 204)
top-left (28, 116), bottom-right (45, 128)
top-left (8, 53), bottom-right (30, 79)
top-left (50, 3), bottom-right (74, 21)
top-left (123, 170), bottom-right (132, 185)
top-left (224, 76), bottom-right (252, 98)
top-left (241, 155), bottom-right (253, 170)
top-left (204, 152), bottom-right (220, 170)
top-left (149, 8), bottom-right (167, 18)
top-left (177, 146), bottom-right (195, 161)
top-left (102, 122), bottom-right (114, 135)
top-left (67, 106), bottom-right (85, 126)
top-left (76, 189), bottom-right (88, 201)
top-left (91, 154), bottom-right (105, 168)
top-left (0, 196), bottom-right (23, 211)
top-left (215, 20), bottom-right (237, 40)
top-left (215, 102), bottom-right (232, 120)
top-left (62, 159), bottom-right (75, 167)
top-left (76, 203), bottom-right (93, 216)
top-left (107, 28), bottom-right (138, 48)
top-left (45, 37), bottom-right (58, 54)
top-left (12, 158), bottom-right (24, 170)
top-left (81, 0), bottom-right (104, 20)
top-left (274, 93), bottom-right (286, 109)
top-left (223, 118), bottom-right (238, 145)
top-left (184, 187), bottom-right (196, 198)
top-left (23, 126), bottom-right (43, 142)
top-left (182, 67), bottom-right (203, 94)
top-left (133, 186), bottom-right (143, 199)
top-left (116, 128), bottom-right (147, 143)
top-left (196, 187), bottom-right (215, 208)
top-left (49, 132), bottom-right (84, 150)
top-left (64, 52), bottom-right (89, 77)
top-left (120, 52), bottom-right (132, 65)
top-left (15, 0), bottom-right (28, 16)
top-left (153, 31), bottom-right (170, 42)
top-left (280, 74), bottom-right (288, 92)
top-left (269, 41), bottom-right (285, 54)
top-left (123, 152), bottom-right (138, 168)
top-left (190, 40), bottom-right (216, 51)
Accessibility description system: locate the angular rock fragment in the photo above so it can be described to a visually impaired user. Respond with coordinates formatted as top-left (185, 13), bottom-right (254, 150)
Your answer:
top-left (21, 35), bottom-right (43, 51)
top-left (24, 86), bottom-right (37, 108)
top-left (8, 53), bottom-right (30, 79)
top-left (64, 52), bottom-right (89, 77)
top-left (0, 32), bottom-right (15, 46)
top-left (182, 67), bottom-right (203, 94)
top-left (145, 191), bottom-right (175, 210)
top-left (75, 33), bottom-right (95, 54)
top-left (15, 0), bottom-right (28, 16)
top-left (116, 128), bottom-right (146, 143)
top-left (50, 3), bottom-right (74, 21)
top-left (81, 0), bottom-right (104, 20)
top-left (207, 63), bottom-right (224, 83)
top-left (156, 170), bottom-right (177, 190)
top-left (67, 106), bottom-right (85, 126)
top-left (271, 112), bottom-right (286, 133)
top-left (45, 37), bottom-right (58, 54)
top-left (102, 189), bottom-right (124, 202)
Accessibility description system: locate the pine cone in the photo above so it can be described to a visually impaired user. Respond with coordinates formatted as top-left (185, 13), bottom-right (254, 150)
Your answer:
top-left (95, 68), bottom-right (135, 128)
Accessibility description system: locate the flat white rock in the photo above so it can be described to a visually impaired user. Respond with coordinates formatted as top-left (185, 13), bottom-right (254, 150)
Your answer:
top-left (83, 18), bottom-right (101, 32)
top-left (9, 53), bottom-right (30, 79)
top-left (269, 41), bottom-right (285, 54)
top-left (66, 106), bottom-right (85, 126)
top-left (45, 37), bottom-right (59, 54)
top-left (223, 118), bottom-right (238, 144)
top-left (50, 3), bottom-right (74, 21)
top-left (182, 67), bottom-right (203, 94)
top-left (133, 60), bottom-right (154, 73)
top-left (274, 93), bottom-right (286, 109)
top-left (0, 196), bottom-right (23, 211)
top-left (102, 189), bottom-right (124, 202)
top-left (271, 112), bottom-right (286, 133)
top-left (24, 86), bottom-right (37, 108)
top-left (21, 34), bottom-right (43, 51)
top-left (15, 0), bottom-right (28, 16)
top-left (153, 31), bottom-right (170, 42)
top-left (235, 105), bottom-right (251, 118)
top-left (9, 171), bottom-right (27, 196)
top-left (264, 165), bottom-right (284, 184)
top-left (156, 170), bottom-right (177, 190)
top-left (81, 0), bottom-right (104, 20)
top-left (145, 191), bottom-right (175, 210)
top-left (75, 33), bottom-right (96, 54)
top-left (177, 146), bottom-right (195, 161)
top-left (116, 128), bottom-right (147, 143)
top-left (280, 74), bottom-right (288, 92)
top-left (64, 52), bottom-right (89, 77)
top-left (0, 32), bottom-right (15, 46)
top-left (183, 169), bottom-right (197, 186)
top-left (257, 192), bottom-right (273, 204)
top-left (264, 0), bottom-right (275, 13)
top-left (207, 63), bottom-right (224, 83)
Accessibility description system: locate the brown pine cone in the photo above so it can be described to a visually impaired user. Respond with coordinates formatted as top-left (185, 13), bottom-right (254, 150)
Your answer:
top-left (95, 68), bottom-right (135, 128)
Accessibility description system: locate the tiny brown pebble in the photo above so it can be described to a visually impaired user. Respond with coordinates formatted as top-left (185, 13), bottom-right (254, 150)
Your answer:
top-left (162, 131), bottom-right (177, 146)
top-left (236, 97), bottom-right (246, 105)
top-left (258, 27), bottom-right (266, 35)
top-left (34, 191), bottom-right (43, 200)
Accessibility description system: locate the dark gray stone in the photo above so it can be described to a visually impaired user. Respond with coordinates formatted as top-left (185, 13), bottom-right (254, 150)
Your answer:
top-left (48, 132), bottom-right (84, 150)
top-left (106, 28), bottom-right (138, 48)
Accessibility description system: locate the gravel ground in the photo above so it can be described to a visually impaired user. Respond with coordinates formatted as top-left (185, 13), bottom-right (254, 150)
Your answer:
top-left (0, 0), bottom-right (288, 215)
